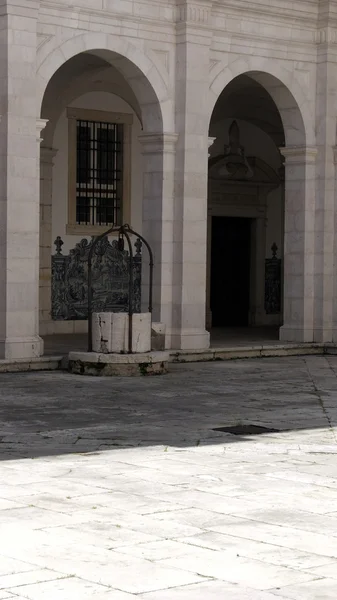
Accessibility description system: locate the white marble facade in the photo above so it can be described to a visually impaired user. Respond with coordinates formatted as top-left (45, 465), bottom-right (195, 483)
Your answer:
top-left (1, 0), bottom-right (337, 359)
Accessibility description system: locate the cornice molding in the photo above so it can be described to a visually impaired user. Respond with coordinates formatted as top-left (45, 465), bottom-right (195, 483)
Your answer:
top-left (316, 26), bottom-right (337, 44)
top-left (0, 0), bottom-right (40, 17)
top-left (208, 136), bottom-right (215, 157)
top-left (175, 0), bottom-right (212, 25)
top-left (36, 118), bottom-right (48, 143)
top-left (212, 0), bottom-right (317, 26)
top-left (280, 146), bottom-right (318, 164)
top-left (138, 132), bottom-right (179, 154)
top-left (36, 0), bottom-right (337, 50)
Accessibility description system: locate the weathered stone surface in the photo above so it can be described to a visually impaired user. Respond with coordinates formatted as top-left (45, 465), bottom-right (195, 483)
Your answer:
top-left (68, 350), bottom-right (169, 376)
top-left (92, 313), bottom-right (151, 354)
top-left (2, 0), bottom-right (337, 362)
top-left (1, 356), bottom-right (337, 597)
top-left (92, 312), bottom-right (114, 353)
top-left (151, 322), bottom-right (166, 351)
top-left (132, 313), bottom-right (151, 353)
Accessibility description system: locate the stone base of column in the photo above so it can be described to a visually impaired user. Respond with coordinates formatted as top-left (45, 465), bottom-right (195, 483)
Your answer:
top-left (314, 328), bottom-right (333, 343)
top-left (0, 336), bottom-right (44, 360)
top-left (206, 309), bottom-right (212, 331)
top-left (169, 329), bottom-right (210, 350)
top-left (39, 322), bottom-right (50, 337)
top-left (279, 326), bottom-right (314, 343)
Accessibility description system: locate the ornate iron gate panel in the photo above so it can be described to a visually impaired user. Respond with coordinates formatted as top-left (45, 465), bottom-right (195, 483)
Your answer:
top-left (264, 243), bottom-right (282, 315)
top-left (51, 236), bottom-right (141, 320)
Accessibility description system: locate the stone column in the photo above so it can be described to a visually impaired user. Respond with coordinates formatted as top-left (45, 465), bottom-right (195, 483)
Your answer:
top-left (315, 1), bottom-right (337, 342)
top-left (138, 133), bottom-right (178, 348)
top-left (333, 146), bottom-right (337, 342)
top-left (39, 147), bottom-right (57, 336)
top-left (279, 161), bottom-right (285, 322)
top-left (205, 137), bottom-right (216, 330)
top-left (279, 146), bottom-right (317, 343)
top-left (0, 1), bottom-right (44, 360)
top-left (172, 0), bottom-right (212, 350)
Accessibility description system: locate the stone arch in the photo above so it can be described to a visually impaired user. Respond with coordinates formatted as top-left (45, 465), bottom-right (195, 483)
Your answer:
top-left (36, 32), bottom-right (173, 132)
top-left (209, 58), bottom-right (313, 147)
top-left (208, 60), bottom-right (316, 343)
top-left (41, 68), bottom-right (143, 148)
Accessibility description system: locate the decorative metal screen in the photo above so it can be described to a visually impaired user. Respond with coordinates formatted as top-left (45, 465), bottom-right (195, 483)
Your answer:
top-left (76, 120), bottom-right (123, 226)
top-left (265, 243), bottom-right (282, 314)
top-left (51, 236), bottom-right (141, 321)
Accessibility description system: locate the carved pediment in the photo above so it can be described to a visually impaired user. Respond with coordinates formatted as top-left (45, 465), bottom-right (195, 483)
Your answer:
top-left (209, 121), bottom-right (280, 188)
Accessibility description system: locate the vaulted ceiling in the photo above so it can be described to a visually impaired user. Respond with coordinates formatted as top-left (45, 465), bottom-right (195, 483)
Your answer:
top-left (210, 75), bottom-right (285, 147)
top-left (41, 52), bottom-right (141, 122)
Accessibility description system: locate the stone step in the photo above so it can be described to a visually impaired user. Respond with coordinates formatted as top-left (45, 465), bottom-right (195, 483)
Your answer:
top-left (170, 343), bottom-right (326, 363)
top-left (0, 355), bottom-right (63, 373)
top-left (0, 343), bottom-right (336, 373)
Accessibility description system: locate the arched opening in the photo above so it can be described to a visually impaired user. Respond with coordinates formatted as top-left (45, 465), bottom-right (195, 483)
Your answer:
top-left (208, 72), bottom-right (306, 344)
top-left (38, 47), bottom-right (166, 353)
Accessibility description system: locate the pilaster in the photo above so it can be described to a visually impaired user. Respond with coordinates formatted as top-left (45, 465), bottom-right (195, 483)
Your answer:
top-left (39, 146), bottom-right (57, 336)
top-left (205, 136), bottom-right (216, 330)
top-left (172, 0), bottom-right (213, 350)
top-left (0, 1), bottom-right (43, 359)
top-left (138, 132), bottom-right (178, 349)
top-left (279, 145), bottom-right (317, 343)
top-left (316, 0), bottom-right (337, 342)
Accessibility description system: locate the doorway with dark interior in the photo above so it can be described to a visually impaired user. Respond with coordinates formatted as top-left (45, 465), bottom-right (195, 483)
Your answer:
top-left (211, 216), bottom-right (251, 327)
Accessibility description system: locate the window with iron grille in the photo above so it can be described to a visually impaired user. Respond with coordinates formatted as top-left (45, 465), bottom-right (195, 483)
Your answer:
top-left (67, 108), bottom-right (132, 235)
top-left (76, 120), bottom-right (123, 226)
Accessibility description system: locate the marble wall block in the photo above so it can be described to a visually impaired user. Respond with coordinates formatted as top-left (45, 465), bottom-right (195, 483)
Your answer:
top-left (92, 312), bottom-right (151, 353)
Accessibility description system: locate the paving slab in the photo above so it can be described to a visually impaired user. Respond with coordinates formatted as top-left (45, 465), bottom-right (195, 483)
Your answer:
top-left (176, 532), bottom-right (336, 569)
top-left (271, 577), bottom-right (337, 599)
top-left (159, 547), bottom-right (317, 590)
top-left (7, 576), bottom-right (134, 599)
top-left (1, 356), bottom-right (337, 598)
top-left (0, 569), bottom-right (68, 591)
top-left (137, 580), bottom-right (294, 599)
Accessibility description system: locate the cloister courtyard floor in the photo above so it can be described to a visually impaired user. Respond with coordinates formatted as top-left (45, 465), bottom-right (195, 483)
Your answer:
top-left (1, 357), bottom-right (337, 598)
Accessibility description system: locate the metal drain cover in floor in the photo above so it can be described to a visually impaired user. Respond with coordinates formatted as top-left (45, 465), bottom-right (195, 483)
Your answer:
top-left (213, 424), bottom-right (279, 435)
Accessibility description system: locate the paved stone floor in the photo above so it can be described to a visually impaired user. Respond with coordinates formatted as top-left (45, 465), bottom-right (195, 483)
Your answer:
top-left (1, 356), bottom-right (337, 598)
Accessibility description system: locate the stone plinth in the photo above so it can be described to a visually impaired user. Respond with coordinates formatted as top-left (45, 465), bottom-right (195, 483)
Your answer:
top-left (151, 322), bottom-right (166, 351)
top-left (68, 351), bottom-right (169, 377)
top-left (92, 313), bottom-right (151, 354)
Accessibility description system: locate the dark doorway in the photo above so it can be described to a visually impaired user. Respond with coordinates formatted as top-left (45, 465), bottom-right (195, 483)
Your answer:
top-left (211, 216), bottom-right (251, 327)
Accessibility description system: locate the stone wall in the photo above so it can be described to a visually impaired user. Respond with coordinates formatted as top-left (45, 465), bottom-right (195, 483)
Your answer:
top-left (3, 0), bottom-right (337, 359)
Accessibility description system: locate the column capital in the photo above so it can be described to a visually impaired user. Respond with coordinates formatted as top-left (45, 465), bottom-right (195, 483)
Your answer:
top-left (40, 146), bottom-right (58, 165)
top-left (279, 145), bottom-right (318, 164)
top-left (175, 0), bottom-right (213, 25)
top-left (36, 119), bottom-right (48, 143)
top-left (208, 136), bottom-right (216, 157)
top-left (138, 132), bottom-right (179, 154)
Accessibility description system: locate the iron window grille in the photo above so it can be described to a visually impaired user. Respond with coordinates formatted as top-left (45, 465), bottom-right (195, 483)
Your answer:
top-left (76, 119), bottom-right (123, 227)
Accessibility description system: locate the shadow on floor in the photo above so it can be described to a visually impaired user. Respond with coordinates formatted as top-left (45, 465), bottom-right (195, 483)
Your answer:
top-left (0, 355), bottom-right (336, 461)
